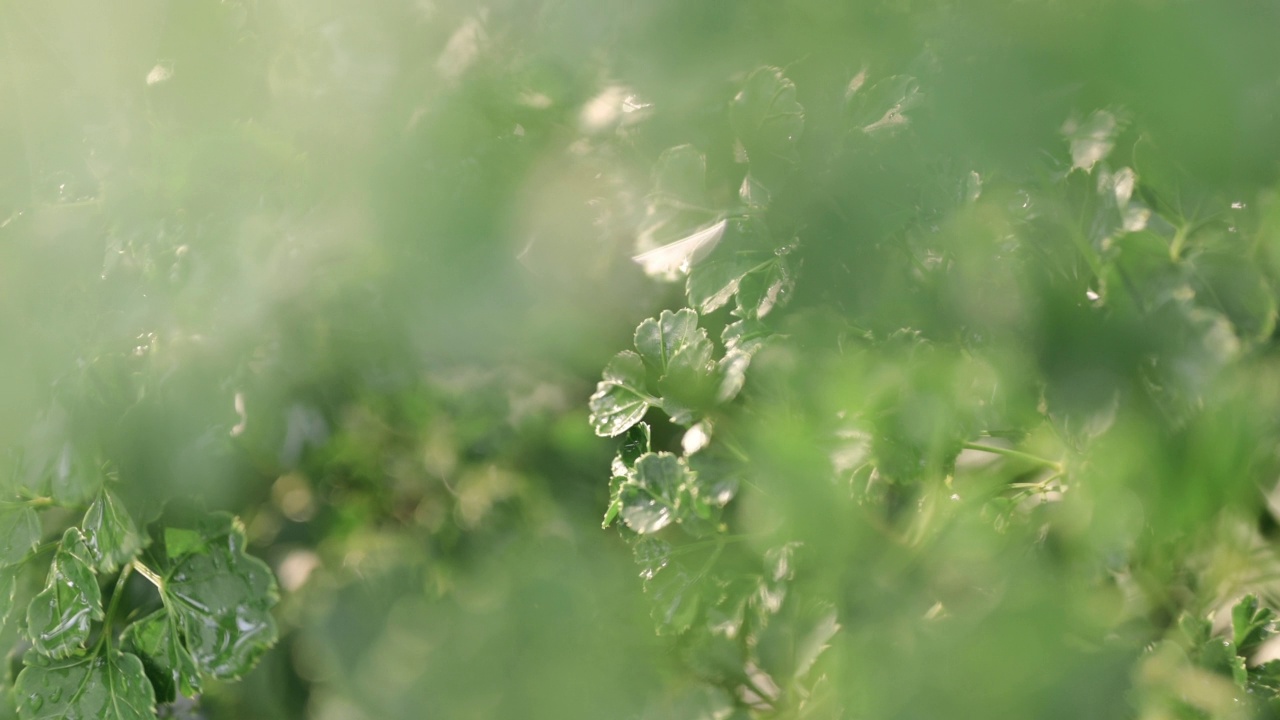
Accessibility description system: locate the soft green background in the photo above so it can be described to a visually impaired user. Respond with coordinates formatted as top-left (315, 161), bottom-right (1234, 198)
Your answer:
top-left (5, 1), bottom-right (1280, 718)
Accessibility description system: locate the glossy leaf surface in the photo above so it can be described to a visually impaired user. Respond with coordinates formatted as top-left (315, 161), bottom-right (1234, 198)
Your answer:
top-left (619, 452), bottom-right (692, 534)
top-left (634, 309), bottom-right (712, 378)
top-left (26, 528), bottom-right (103, 658)
top-left (589, 351), bottom-right (651, 437)
top-left (80, 489), bottom-right (143, 573)
top-left (120, 609), bottom-right (202, 703)
top-left (160, 514), bottom-right (279, 679)
top-left (15, 650), bottom-right (155, 720)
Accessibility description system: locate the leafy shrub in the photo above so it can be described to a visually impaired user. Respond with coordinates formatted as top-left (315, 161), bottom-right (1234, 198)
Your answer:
top-left (6, 1), bottom-right (1280, 719)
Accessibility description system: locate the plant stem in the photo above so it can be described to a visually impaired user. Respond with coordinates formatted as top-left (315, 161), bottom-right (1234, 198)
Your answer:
top-left (95, 562), bottom-right (134, 653)
top-left (961, 442), bottom-right (1062, 471)
top-left (0, 496), bottom-right (54, 510)
top-left (131, 559), bottom-right (165, 591)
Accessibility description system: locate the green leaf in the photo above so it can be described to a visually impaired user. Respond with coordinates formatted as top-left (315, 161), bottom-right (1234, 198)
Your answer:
top-left (634, 309), bottom-right (713, 378)
top-left (1192, 252), bottom-right (1278, 342)
top-left (731, 67), bottom-right (804, 188)
top-left (635, 310), bottom-right (716, 421)
top-left (1, 566), bottom-right (17, 637)
top-left (646, 566), bottom-right (702, 635)
top-left (619, 452), bottom-right (693, 534)
top-left (603, 475), bottom-right (626, 530)
top-left (120, 609), bottom-right (203, 703)
top-left (845, 73), bottom-right (921, 136)
top-left (632, 536), bottom-right (672, 580)
top-left (26, 528), bottom-right (103, 659)
top-left (734, 258), bottom-right (793, 320)
top-left (1231, 594), bottom-right (1277, 657)
top-left (162, 528), bottom-right (204, 560)
top-left (722, 319), bottom-right (770, 353)
top-left (80, 490), bottom-right (144, 574)
top-left (589, 351), bottom-right (652, 437)
top-left (45, 446), bottom-right (99, 508)
top-left (636, 145), bottom-right (720, 279)
top-left (616, 422), bottom-right (652, 472)
top-left (15, 649), bottom-right (155, 720)
top-left (160, 513), bottom-right (279, 679)
top-left (688, 251), bottom-right (769, 315)
top-left (1062, 109), bottom-right (1120, 172)
top-left (0, 505), bottom-right (41, 567)
top-left (652, 144), bottom-right (710, 209)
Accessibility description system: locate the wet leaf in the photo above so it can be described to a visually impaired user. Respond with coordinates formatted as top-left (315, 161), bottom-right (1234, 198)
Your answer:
top-left (15, 649), bottom-right (155, 720)
top-left (160, 513), bottom-right (279, 680)
top-left (120, 609), bottom-right (202, 703)
top-left (0, 505), bottom-right (41, 567)
top-left (80, 489), bottom-right (144, 573)
top-left (26, 528), bottom-right (103, 659)
top-left (589, 351), bottom-right (651, 437)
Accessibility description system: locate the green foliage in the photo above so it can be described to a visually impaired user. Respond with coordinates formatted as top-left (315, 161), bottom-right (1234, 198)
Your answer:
top-left (6, 0), bottom-right (1280, 719)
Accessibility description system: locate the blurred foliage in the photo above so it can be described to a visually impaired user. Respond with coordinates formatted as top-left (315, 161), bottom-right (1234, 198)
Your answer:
top-left (4, 0), bottom-right (1280, 718)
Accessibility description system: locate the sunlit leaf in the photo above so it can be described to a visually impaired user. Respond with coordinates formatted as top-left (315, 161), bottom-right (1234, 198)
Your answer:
top-left (633, 219), bottom-right (727, 281)
top-left (631, 536), bottom-right (672, 580)
top-left (688, 251), bottom-right (769, 315)
top-left (15, 649), bottom-right (155, 720)
top-left (634, 309), bottom-right (714, 379)
top-left (26, 528), bottom-right (103, 659)
top-left (160, 514), bottom-right (279, 680)
top-left (619, 452), bottom-right (692, 534)
top-left (734, 258), bottom-right (793, 320)
top-left (589, 351), bottom-right (651, 437)
top-left (636, 145), bottom-right (721, 279)
top-left (80, 489), bottom-right (144, 574)
top-left (120, 609), bottom-right (203, 703)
